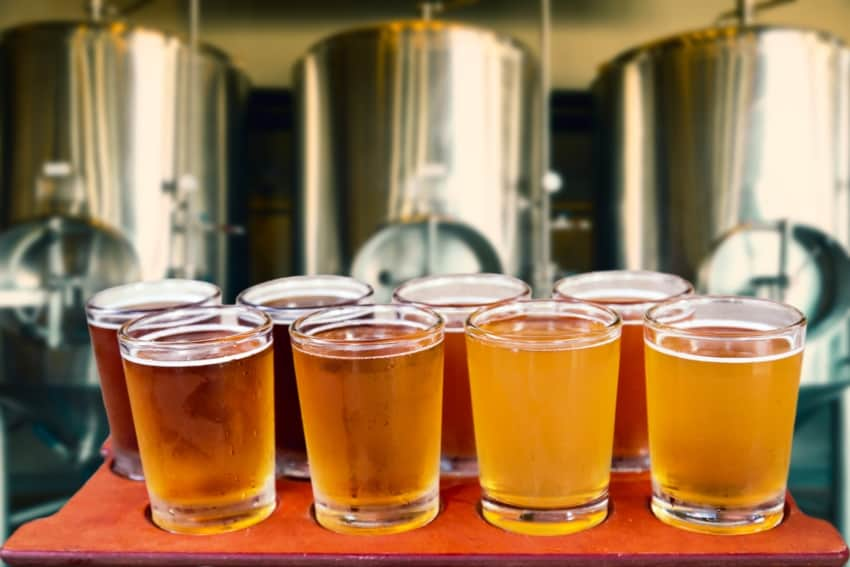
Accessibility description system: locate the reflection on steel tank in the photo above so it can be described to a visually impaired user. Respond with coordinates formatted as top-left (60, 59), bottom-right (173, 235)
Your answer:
top-left (294, 18), bottom-right (541, 300)
top-left (593, 1), bottom-right (850, 391)
top-left (0, 13), bottom-right (247, 497)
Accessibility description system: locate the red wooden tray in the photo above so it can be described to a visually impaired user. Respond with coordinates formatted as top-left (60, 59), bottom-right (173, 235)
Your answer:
top-left (2, 461), bottom-right (847, 566)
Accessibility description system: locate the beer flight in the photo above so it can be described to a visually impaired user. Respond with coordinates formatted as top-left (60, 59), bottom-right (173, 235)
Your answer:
top-left (84, 272), bottom-right (806, 538)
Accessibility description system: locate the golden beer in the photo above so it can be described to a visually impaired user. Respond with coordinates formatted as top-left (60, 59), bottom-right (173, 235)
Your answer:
top-left (393, 273), bottom-right (531, 476)
top-left (119, 306), bottom-right (276, 535)
top-left (291, 305), bottom-right (444, 535)
top-left (466, 300), bottom-right (621, 535)
top-left (644, 296), bottom-right (806, 535)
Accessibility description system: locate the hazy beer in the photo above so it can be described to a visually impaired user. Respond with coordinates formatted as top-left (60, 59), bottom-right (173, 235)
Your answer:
top-left (466, 300), bottom-right (621, 535)
top-left (393, 273), bottom-right (531, 475)
top-left (118, 306), bottom-right (276, 535)
top-left (85, 279), bottom-right (221, 480)
top-left (554, 271), bottom-right (693, 472)
top-left (291, 305), bottom-right (443, 535)
top-left (644, 296), bottom-right (806, 535)
top-left (237, 276), bottom-right (373, 478)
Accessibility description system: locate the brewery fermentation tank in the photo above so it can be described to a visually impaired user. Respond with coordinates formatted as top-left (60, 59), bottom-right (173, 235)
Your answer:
top-left (294, 20), bottom-right (541, 299)
top-left (594, 22), bottom-right (850, 388)
top-left (0, 19), bottom-right (247, 489)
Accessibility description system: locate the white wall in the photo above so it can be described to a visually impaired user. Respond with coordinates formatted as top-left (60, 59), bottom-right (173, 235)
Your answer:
top-left (2, 0), bottom-right (849, 89)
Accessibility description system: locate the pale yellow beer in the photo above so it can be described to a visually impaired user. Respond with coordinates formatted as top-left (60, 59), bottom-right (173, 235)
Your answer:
top-left (466, 299), bottom-right (621, 536)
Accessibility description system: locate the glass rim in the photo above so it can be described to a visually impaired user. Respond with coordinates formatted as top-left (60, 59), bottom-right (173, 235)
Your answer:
top-left (466, 298), bottom-right (622, 349)
top-left (117, 304), bottom-right (273, 349)
top-left (392, 272), bottom-right (532, 309)
top-left (86, 279), bottom-right (222, 321)
top-left (236, 275), bottom-right (374, 322)
top-left (644, 295), bottom-right (807, 339)
top-left (553, 270), bottom-right (694, 307)
top-left (289, 303), bottom-right (445, 351)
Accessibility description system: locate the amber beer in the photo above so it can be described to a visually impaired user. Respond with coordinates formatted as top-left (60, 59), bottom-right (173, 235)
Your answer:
top-left (466, 300), bottom-right (621, 536)
top-left (554, 271), bottom-right (693, 472)
top-left (291, 304), bottom-right (443, 535)
top-left (393, 273), bottom-right (531, 476)
top-left (85, 280), bottom-right (221, 480)
top-left (118, 306), bottom-right (276, 535)
top-left (237, 276), bottom-right (373, 478)
top-left (644, 296), bottom-right (806, 535)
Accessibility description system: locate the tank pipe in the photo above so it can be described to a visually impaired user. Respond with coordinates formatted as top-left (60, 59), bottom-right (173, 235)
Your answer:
top-left (537, 0), bottom-right (553, 294)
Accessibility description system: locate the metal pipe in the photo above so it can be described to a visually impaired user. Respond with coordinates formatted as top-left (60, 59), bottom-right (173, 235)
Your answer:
top-left (537, 0), bottom-right (552, 294)
top-left (736, 0), bottom-right (756, 25)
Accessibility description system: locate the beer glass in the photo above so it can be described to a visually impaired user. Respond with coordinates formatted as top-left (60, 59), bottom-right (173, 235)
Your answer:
top-left (553, 270), bottom-right (692, 472)
top-left (466, 299), bottom-right (621, 535)
top-left (118, 305), bottom-right (276, 534)
top-left (236, 275), bottom-right (373, 478)
top-left (393, 273), bottom-right (530, 476)
top-left (85, 279), bottom-right (221, 480)
top-left (291, 304), bottom-right (444, 535)
top-left (645, 296), bottom-right (805, 535)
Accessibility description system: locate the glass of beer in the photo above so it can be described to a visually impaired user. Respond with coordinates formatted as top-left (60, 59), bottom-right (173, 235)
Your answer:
top-left (644, 296), bottom-right (806, 535)
top-left (290, 304), bottom-right (444, 535)
top-left (85, 279), bottom-right (221, 480)
top-left (118, 305), bottom-right (276, 534)
top-left (553, 270), bottom-right (693, 472)
top-left (393, 273), bottom-right (531, 477)
top-left (466, 299), bottom-right (621, 535)
top-left (236, 275), bottom-right (373, 479)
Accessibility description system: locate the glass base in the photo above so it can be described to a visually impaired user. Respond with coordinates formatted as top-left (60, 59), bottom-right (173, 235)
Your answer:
top-left (611, 453), bottom-right (649, 473)
top-left (149, 479), bottom-right (276, 535)
top-left (651, 490), bottom-right (785, 535)
top-left (313, 488), bottom-right (439, 535)
top-left (440, 455), bottom-right (478, 477)
top-left (110, 451), bottom-right (144, 481)
top-left (480, 491), bottom-right (609, 536)
top-left (277, 450), bottom-right (310, 479)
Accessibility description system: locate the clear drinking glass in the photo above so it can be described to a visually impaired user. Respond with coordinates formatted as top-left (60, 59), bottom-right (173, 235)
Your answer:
top-left (644, 295), bottom-right (806, 535)
top-left (393, 273), bottom-right (531, 476)
top-left (553, 270), bottom-right (693, 472)
top-left (290, 304), bottom-right (444, 535)
top-left (118, 305), bottom-right (276, 534)
top-left (236, 275), bottom-right (373, 478)
top-left (466, 299), bottom-right (621, 535)
top-left (85, 279), bottom-right (221, 480)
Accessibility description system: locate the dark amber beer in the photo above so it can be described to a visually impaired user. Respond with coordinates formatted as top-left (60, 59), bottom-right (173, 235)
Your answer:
top-left (393, 273), bottom-right (530, 476)
top-left (118, 305), bottom-right (275, 535)
top-left (237, 276), bottom-right (372, 478)
top-left (85, 279), bottom-right (221, 480)
top-left (554, 271), bottom-right (692, 472)
top-left (644, 296), bottom-right (806, 535)
top-left (466, 300), bottom-right (621, 536)
top-left (291, 304), bottom-right (444, 535)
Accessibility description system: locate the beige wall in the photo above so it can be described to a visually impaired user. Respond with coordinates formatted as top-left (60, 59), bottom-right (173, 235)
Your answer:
top-left (2, 0), bottom-right (849, 88)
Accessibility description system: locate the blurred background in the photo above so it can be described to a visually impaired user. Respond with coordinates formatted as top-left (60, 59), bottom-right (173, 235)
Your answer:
top-left (0, 0), bottom-right (848, 544)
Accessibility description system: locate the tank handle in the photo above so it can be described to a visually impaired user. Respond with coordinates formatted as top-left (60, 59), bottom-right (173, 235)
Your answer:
top-left (715, 0), bottom-right (795, 26)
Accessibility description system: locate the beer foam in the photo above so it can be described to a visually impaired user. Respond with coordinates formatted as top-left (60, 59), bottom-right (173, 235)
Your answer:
top-left (646, 338), bottom-right (803, 364)
top-left (122, 324), bottom-right (270, 367)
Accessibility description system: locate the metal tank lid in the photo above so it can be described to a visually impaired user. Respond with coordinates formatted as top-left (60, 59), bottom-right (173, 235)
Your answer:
top-left (0, 19), bottom-right (233, 64)
top-left (301, 18), bottom-right (533, 58)
top-left (600, 23), bottom-right (847, 73)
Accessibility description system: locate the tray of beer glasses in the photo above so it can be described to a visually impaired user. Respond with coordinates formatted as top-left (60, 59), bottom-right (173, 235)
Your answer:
top-left (2, 274), bottom-right (848, 566)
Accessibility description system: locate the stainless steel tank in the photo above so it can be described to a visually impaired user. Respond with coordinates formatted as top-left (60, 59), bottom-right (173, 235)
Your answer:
top-left (593, 19), bottom-right (850, 388)
top-left (593, 4), bottom-right (850, 535)
top-left (0, 21), bottom-right (249, 298)
top-left (294, 20), bottom-right (541, 300)
top-left (0, 18), bottom-right (247, 490)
